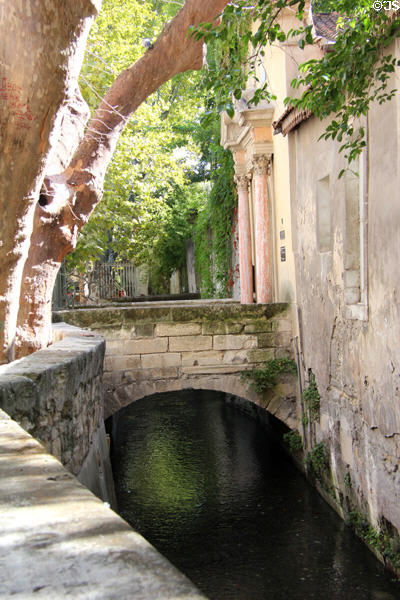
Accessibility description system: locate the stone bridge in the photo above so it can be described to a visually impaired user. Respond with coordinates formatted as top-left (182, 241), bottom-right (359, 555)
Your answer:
top-left (0, 300), bottom-right (298, 597)
top-left (54, 300), bottom-right (298, 428)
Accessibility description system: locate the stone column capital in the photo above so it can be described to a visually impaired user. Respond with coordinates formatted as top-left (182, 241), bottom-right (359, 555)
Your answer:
top-left (235, 174), bottom-right (250, 191)
top-left (252, 154), bottom-right (271, 176)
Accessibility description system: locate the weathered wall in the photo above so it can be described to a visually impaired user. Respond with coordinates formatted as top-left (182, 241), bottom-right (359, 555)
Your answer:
top-left (54, 300), bottom-right (298, 429)
top-left (288, 39), bottom-right (400, 557)
top-left (0, 322), bottom-right (115, 506)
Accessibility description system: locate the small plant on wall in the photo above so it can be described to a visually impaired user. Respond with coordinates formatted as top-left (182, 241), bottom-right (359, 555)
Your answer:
top-left (346, 512), bottom-right (400, 572)
top-left (240, 358), bottom-right (297, 394)
top-left (283, 430), bottom-right (303, 454)
top-left (304, 442), bottom-right (328, 481)
top-left (303, 371), bottom-right (321, 421)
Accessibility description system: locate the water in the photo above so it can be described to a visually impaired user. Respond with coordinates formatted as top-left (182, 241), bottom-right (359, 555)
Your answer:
top-left (110, 390), bottom-right (400, 600)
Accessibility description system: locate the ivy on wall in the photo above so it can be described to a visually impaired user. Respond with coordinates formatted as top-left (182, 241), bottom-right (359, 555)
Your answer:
top-left (193, 117), bottom-right (237, 298)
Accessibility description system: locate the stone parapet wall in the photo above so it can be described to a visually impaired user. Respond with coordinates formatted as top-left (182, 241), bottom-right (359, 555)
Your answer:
top-left (0, 323), bottom-right (105, 477)
top-left (0, 408), bottom-right (206, 599)
top-left (54, 301), bottom-right (297, 426)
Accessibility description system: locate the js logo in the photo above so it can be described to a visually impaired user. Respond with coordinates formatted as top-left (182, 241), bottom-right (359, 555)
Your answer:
top-left (373, 0), bottom-right (400, 9)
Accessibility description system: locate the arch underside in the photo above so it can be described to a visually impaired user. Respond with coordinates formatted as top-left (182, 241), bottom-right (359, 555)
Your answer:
top-left (104, 373), bottom-right (298, 431)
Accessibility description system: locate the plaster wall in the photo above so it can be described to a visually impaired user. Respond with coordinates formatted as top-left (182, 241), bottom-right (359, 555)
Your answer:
top-left (262, 41), bottom-right (297, 305)
top-left (290, 50), bottom-right (400, 540)
top-left (257, 28), bottom-right (322, 309)
top-left (237, 11), bottom-right (335, 314)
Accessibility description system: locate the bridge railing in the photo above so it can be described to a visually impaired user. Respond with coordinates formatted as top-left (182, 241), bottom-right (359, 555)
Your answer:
top-left (52, 262), bottom-right (150, 308)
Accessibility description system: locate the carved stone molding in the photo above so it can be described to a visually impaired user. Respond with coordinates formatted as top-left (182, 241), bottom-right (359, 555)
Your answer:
top-left (220, 105), bottom-right (274, 174)
top-left (252, 154), bottom-right (271, 175)
top-left (235, 174), bottom-right (250, 191)
top-left (252, 154), bottom-right (271, 176)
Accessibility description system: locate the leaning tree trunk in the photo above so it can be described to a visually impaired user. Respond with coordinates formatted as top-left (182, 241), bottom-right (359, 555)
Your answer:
top-left (14, 0), bottom-right (230, 358)
top-left (14, 88), bottom-right (91, 357)
top-left (0, 0), bottom-right (100, 364)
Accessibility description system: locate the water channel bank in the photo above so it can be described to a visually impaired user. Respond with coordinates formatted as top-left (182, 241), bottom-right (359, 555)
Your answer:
top-left (1, 308), bottom-right (400, 597)
top-left (0, 324), bottom-right (205, 598)
top-left (110, 389), bottom-right (400, 600)
top-left (0, 408), bottom-right (205, 598)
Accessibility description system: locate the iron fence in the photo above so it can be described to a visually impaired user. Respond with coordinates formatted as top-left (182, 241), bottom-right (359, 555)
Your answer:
top-left (52, 262), bottom-right (147, 309)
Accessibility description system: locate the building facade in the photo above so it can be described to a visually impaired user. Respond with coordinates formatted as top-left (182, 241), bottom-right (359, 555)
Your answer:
top-left (223, 6), bottom-right (400, 562)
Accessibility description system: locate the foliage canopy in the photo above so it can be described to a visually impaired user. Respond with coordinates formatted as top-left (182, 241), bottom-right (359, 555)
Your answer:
top-left (195, 0), bottom-right (400, 169)
top-left (69, 0), bottom-right (206, 273)
top-left (68, 0), bottom-right (400, 295)
top-left (68, 0), bottom-right (238, 298)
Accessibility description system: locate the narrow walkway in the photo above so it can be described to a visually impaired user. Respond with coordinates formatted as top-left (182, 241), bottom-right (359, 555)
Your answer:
top-left (0, 409), bottom-right (206, 599)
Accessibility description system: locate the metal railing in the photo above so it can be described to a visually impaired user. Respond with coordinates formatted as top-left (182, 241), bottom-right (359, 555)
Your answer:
top-left (52, 262), bottom-right (148, 309)
top-left (95, 262), bottom-right (138, 299)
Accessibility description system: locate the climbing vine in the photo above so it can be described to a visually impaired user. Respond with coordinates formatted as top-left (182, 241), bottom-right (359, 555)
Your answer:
top-left (193, 116), bottom-right (237, 297)
top-left (304, 442), bottom-right (328, 481)
top-left (283, 430), bottom-right (303, 454)
top-left (194, 0), bottom-right (400, 170)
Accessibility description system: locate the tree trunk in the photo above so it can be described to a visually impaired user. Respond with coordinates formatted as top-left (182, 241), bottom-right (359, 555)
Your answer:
top-left (0, 0), bottom-right (100, 363)
top-left (14, 87), bottom-right (91, 358)
top-left (14, 0), bottom-right (229, 358)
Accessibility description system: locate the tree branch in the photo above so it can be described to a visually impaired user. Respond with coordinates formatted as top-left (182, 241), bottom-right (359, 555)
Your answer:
top-left (42, 0), bottom-right (229, 244)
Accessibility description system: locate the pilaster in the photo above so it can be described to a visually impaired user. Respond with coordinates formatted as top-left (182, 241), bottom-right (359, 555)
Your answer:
top-left (252, 154), bottom-right (273, 304)
top-left (235, 174), bottom-right (253, 303)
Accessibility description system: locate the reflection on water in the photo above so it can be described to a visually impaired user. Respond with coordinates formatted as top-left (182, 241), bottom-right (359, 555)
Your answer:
top-left (110, 390), bottom-right (400, 600)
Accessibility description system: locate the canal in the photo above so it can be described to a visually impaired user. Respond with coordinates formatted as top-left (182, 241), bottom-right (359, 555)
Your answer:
top-left (109, 390), bottom-right (400, 600)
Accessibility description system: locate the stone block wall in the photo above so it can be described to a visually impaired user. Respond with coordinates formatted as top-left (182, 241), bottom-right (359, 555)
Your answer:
top-left (53, 301), bottom-right (297, 425)
top-left (103, 314), bottom-right (291, 372)
top-left (0, 323), bottom-right (105, 478)
top-left (0, 408), bottom-right (205, 599)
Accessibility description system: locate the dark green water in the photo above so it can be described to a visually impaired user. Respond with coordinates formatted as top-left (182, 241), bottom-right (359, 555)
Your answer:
top-left (110, 390), bottom-right (400, 600)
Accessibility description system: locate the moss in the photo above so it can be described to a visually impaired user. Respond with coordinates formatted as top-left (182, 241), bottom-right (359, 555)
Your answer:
top-left (263, 303), bottom-right (289, 318)
top-left (257, 333), bottom-right (276, 348)
top-left (202, 322), bottom-right (244, 334)
top-left (133, 323), bottom-right (154, 337)
top-left (54, 302), bottom-right (290, 326)
top-left (243, 320), bottom-right (272, 333)
top-left (124, 307), bottom-right (173, 323)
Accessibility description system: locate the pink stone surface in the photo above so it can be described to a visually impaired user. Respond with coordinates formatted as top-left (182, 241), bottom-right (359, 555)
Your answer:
top-left (254, 169), bottom-right (272, 303)
top-left (238, 181), bottom-right (254, 303)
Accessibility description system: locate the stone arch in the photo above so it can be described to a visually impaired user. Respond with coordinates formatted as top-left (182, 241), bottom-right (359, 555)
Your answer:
top-left (104, 373), bottom-right (298, 431)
